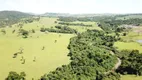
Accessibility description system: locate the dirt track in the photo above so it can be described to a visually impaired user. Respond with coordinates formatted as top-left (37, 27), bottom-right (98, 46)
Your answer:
top-left (104, 51), bottom-right (122, 74)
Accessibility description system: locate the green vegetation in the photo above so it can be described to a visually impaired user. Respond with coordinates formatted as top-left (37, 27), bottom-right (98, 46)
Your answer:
top-left (0, 11), bottom-right (32, 27)
top-left (114, 25), bottom-right (142, 53)
top-left (61, 21), bottom-right (102, 33)
top-left (116, 50), bottom-right (142, 75)
top-left (1, 12), bottom-right (142, 80)
top-left (19, 29), bottom-right (29, 38)
top-left (58, 22), bottom-right (93, 27)
top-left (121, 75), bottom-right (142, 80)
top-left (5, 71), bottom-right (26, 80)
top-left (114, 42), bottom-right (142, 52)
top-left (41, 30), bottom-right (119, 80)
top-left (0, 17), bottom-right (75, 80)
top-left (40, 25), bottom-right (78, 34)
top-left (0, 30), bottom-right (74, 80)
top-left (115, 14), bottom-right (142, 20)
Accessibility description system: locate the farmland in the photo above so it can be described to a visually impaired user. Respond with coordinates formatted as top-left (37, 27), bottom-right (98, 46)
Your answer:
top-left (121, 75), bottom-right (142, 80)
top-left (0, 17), bottom-right (75, 80)
top-left (114, 26), bottom-right (142, 52)
top-left (0, 17), bottom-right (103, 80)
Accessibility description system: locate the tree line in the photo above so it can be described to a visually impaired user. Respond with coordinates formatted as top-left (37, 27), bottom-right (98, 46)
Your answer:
top-left (40, 25), bottom-right (77, 34)
top-left (58, 22), bottom-right (92, 27)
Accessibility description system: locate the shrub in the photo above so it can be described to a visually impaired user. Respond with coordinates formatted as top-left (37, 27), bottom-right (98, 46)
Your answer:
top-left (5, 71), bottom-right (26, 80)
top-left (40, 27), bottom-right (46, 32)
top-left (19, 29), bottom-right (29, 38)
top-left (1, 29), bottom-right (6, 34)
top-left (31, 29), bottom-right (35, 33)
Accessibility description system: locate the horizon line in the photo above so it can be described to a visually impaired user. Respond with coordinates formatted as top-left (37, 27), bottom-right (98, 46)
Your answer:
top-left (1, 10), bottom-right (142, 15)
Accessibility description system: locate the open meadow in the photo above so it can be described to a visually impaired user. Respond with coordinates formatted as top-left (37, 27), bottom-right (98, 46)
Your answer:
top-left (0, 17), bottom-right (103, 80)
top-left (0, 17), bottom-right (75, 80)
top-left (121, 75), bottom-right (142, 80)
top-left (114, 26), bottom-right (142, 52)
top-left (114, 41), bottom-right (142, 52)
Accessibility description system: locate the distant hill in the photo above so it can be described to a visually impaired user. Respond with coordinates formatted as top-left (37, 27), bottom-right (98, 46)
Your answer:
top-left (115, 14), bottom-right (142, 20)
top-left (0, 11), bottom-right (32, 19)
top-left (0, 10), bottom-right (32, 27)
top-left (42, 12), bottom-right (142, 18)
top-left (42, 12), bottom-right (70, 17)
top-left (41, 12), bottom-right (117, 17)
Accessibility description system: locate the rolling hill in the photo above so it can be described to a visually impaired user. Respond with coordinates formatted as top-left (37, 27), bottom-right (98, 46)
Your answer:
top-left (0, 10), bottom-right (32, 27)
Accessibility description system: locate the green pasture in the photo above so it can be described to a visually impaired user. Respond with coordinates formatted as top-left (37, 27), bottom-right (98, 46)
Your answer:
top-left (121, 75), bottom-right (142, 80)
top-left (115, 26), bottom-right (142, 53)
top-left (121, 26), bottom-right (142, 41)
top-left (0, 17), bottom-right (75, 80)
top-left (114, 41), bottom-right (142, 52)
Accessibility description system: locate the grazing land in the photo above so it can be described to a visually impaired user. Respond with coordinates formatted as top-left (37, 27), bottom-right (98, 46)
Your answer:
top-left (0, 17), bottom-right (75, 80)
top-left (121, 75), bottom-right (142, 80)
top-left (114, 42), bottom-right (142, 52)
top-left (0, 16), bottom-right (103, 80)
top-left (114, 25), bottom-right (142, 53)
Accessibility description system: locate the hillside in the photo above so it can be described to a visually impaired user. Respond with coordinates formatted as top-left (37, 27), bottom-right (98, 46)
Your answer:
top-left (42, 12), bottom-right (70, 17)
top-left (0, 11), bottom-right (32, 27)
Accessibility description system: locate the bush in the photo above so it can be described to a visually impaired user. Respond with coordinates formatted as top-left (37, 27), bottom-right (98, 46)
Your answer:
top-left (19, 29), bottom-right (29, 38)
top-left (122, 32), bottom-right (127, 36)
top-left (1, 29), bottom-right (6, 34)
top-left (31, 29), bottom-right (35, 33)
top-left (40, 27), bottom-right (46, 32)
top-left (5, 71), bottom-right (26, 80)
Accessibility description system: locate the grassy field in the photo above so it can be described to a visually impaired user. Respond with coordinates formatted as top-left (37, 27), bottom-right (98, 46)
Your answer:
top-left (14, 17), bottom-right (58, 31)
top-left (0, 17), bottom-right (75, 80)
top-left (121, 27), bottom-right (142, 41)
top-left (0, 17), bottom-right (103, 79)
top-left (114, 26), bottom-right (142, 52)
top-left (121, 75), bottom-right (142, 80)
top-left (114, 41), bottom-right (142, 52)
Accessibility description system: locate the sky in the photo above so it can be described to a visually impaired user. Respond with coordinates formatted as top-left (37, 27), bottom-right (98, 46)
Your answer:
top-left (0, 0), bottom-right (142, 14)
